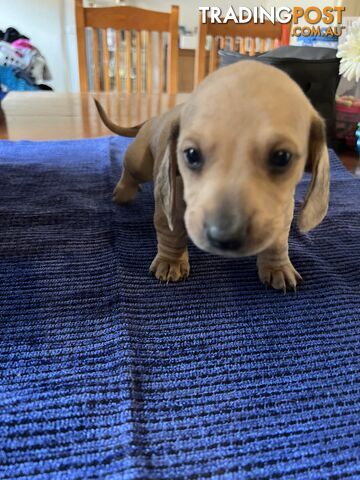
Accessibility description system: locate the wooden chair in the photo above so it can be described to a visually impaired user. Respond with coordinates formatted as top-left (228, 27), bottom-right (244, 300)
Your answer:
top-left (194, 15), bottom-right (291, 85)
top-left (75, 1), bottom-right (179, 94)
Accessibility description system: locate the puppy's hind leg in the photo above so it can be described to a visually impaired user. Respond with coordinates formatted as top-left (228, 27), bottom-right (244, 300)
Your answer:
top-left (113, 158), bottom-right (141, 204)
top-left (113, 140), bottom-right (154, 205)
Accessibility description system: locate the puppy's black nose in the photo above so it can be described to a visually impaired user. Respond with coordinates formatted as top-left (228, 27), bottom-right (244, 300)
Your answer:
top-left (206, 222), bottom-right (246, 251)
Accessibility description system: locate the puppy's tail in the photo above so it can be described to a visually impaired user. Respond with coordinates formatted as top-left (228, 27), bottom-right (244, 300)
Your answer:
top-left (94, 98), bottom-right (144, 137)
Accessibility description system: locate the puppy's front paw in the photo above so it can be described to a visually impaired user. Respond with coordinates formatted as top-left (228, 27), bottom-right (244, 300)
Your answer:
top-left (150, 254), bottom-right (190, 282)
top-left (257, 260), bottom-right (302, 292)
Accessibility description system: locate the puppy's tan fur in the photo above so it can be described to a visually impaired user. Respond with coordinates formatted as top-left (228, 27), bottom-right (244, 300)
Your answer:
top-left (95, 61), bottom-right (330, 291)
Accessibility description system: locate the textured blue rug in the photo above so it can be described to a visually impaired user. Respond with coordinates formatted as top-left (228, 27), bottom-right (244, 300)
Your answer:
top-left (0, 137), bottom-right (359, 480)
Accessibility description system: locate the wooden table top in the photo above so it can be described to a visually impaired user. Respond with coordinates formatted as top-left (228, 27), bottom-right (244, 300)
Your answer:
top-left (0, 92), bottom-right (189, 141)
top-left (0, 91), bottom-right (358, 175)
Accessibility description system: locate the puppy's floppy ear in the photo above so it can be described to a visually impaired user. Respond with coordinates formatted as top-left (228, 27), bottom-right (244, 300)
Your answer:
top-left (155, 123), bottom-right (180, 231)
top-left (298, 114), bottom-right (330, 233)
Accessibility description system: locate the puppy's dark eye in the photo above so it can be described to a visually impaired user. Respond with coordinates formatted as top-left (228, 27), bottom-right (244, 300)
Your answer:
top-left (184, 148), bottom-right (203, 170)
top-left (269, 150), bottom-right (292, 170)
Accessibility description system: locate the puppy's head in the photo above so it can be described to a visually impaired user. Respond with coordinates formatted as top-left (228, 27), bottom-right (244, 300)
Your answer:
top-left (158, 61), bottom-right (330, 257)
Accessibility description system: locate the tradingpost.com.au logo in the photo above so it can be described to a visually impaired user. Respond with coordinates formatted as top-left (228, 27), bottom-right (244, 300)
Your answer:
top-left (199, 5), bottom-right (346, 37)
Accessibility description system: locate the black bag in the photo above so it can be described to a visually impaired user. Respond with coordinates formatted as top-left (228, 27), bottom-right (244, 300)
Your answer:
top-left (218, 46), bottom-right (340, 146)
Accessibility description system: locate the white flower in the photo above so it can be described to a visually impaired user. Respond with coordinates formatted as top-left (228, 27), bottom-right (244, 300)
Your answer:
top-left (337, 19), bottom-right (360, 82)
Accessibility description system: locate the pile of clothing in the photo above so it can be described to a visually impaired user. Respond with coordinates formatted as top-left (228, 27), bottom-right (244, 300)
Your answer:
top-left (0, 27), bottom-right (52, 97)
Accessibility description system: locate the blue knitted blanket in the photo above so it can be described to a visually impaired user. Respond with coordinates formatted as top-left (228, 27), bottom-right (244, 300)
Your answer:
top-left (0, 137), bottom-right (359, 480)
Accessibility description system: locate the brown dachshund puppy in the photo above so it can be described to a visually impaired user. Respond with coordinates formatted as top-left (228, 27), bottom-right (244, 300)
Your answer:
top-left (95, 61), bottom-right (330, 291)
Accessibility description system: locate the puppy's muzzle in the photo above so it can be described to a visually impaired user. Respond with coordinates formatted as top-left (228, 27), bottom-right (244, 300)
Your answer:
top-left (205, 213), bottom-right (247, 252)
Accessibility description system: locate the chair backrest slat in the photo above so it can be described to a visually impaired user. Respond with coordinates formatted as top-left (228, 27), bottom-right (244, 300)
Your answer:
top-left (194, 19), bottom-right (207, 89)
top-left (102, 29), bottom-right (110, 91)
top-left (239, 37), bottom-right (245, 54)
top-left (249, 37), bottom-right (256, 56)
top-left (92, 29), bottom-right (100, 91)
top-left (260, 38), bottom-right (266, 54)
top-left (209, 37), bottom-right (218, 74)
top-left (125, 30), bottom-right (132, 94)
top-left (136, 31), bottom-right (142, 93)
top-left (158, 32), bottom-right (164, 94)
top-left (115, 30), bottom-right (121, 92)
top-left (146, 31), bottom-right (153, 93)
